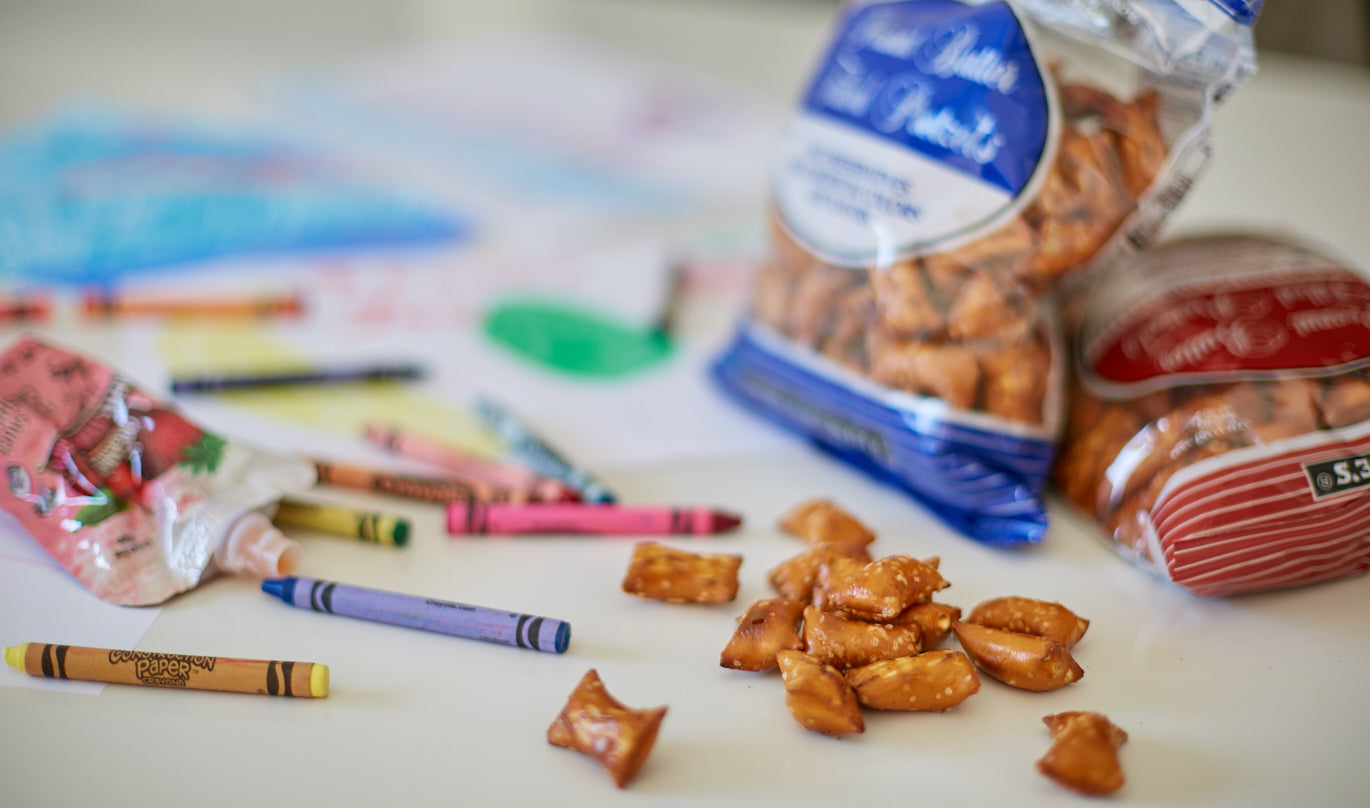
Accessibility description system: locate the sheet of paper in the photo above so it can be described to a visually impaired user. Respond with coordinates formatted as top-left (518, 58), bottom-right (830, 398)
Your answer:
top-left (0, 515), bottom-right (162, 694)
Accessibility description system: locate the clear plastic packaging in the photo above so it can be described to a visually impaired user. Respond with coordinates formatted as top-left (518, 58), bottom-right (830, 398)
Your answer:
top-left (713, 0), bottom-right (1260, 545)
top-left (1055, 234), bottom-right (1370, 596)
top-left (0, 334), bottom-right (315, 605)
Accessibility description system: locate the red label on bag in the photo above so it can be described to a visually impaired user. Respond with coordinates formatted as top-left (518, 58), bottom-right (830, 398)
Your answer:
top-left (1080, 237), bottom-right (1370, 393)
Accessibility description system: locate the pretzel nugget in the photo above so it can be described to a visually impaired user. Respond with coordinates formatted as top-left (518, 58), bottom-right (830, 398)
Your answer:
top-left (778, 499), bottom-right (876, 547)
top-left (768, 539), bottom-right (873, 602)
top-left (547, 669), bottom-right (668, 788)
top-left (720, 597), bottom-right (807, 671)
top-left (823, 554), bottom-right (949, 621)
top-left (622, 542), bottom-right (742, 604)
top-left (776, 650), bottom-right (864, 736)
top-left (952, 621), bottom-right (1083, 692)
top-left (810, 554), bottom-right (870, 611)
top-left (802, 604), bottom-right (922, 669)
top-left (844, 649), bottom-right (980, 711)
top-left (966, 597), bottom-right (1089, 649)
top-left (885, 601), bottom-right (962, 650)
top-left (1037, 711), bottom-right (1128, 796)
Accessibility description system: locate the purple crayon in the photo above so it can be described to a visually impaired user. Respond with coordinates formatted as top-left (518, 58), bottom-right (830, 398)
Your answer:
top-left (261, 576), bottom-right (569, 654)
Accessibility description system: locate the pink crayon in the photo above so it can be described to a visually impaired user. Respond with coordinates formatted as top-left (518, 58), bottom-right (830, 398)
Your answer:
top-left (446, 502), bottom-right (743, 536)
top-left (364, 423), bottom-right (577, 503)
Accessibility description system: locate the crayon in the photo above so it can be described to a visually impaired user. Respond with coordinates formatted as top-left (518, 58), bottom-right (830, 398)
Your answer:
top-left (364, 422), bottom-right (577, 503)
top-left (272, 498), bottom-right (410, 546)
top-left (446, 502), bottom-right (743, 536)
top-left (4, 642), bottom-right (327, 697)
top-left (83, 289), bottom-right (304, 319)
top-left (261, 576), bottom-right (570, 654)
top-left (312, 458), bottom-right (524, 504)
top-left (170, 362), bottom-right (424, 394)
top-left (472, 395), bottom-right (617, 504)
top-left (0, 292), bottom-right (52, 323)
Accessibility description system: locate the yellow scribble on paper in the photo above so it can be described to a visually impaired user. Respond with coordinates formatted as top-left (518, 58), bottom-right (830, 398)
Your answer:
top-left (156, 324), bottom-right (501, 455)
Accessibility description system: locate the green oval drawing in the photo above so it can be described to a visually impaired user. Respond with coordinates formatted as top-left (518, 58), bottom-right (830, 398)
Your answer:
top-left (483, 299), bottom-right (674, 378)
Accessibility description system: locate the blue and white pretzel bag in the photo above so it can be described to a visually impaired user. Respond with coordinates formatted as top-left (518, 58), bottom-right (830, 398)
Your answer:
top-left (713, 0), bottom-right (1261, 545)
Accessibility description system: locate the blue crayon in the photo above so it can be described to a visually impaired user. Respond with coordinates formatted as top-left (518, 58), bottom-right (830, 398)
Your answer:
top-left (261, 576), bottom-right (569, 654)
top-left (473, 395), bottom-right (617, 504)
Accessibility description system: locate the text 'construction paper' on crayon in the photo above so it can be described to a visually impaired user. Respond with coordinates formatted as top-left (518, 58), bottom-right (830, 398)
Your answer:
top-left (261, 577), bottom-right (570, 654)
top-left (4, 643), bottom-right (327, 698)
top-left (445, 502), bottom-right (743, 536)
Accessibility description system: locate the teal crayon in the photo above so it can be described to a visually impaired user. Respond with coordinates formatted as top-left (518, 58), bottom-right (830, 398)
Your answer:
top-left (473, 395), bottom-right (617, 503)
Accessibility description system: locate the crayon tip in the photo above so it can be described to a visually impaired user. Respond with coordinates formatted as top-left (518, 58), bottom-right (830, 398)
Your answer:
top-left (554, 622), bottom-right (571, 654)
top-left (260, 577), bottom-right (293, 601)
top-left (4, 644), bottom-right (25, 670)
top-left (713, 511), bottom-right (743, 533)
top-left (391, 519), bottom-right (411, 546)
top-left (311, 664), bottom-right (330, 698)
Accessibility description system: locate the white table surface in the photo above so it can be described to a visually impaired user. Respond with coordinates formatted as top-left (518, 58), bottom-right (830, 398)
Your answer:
top-left (1, 3), bottom-right (1368, 807)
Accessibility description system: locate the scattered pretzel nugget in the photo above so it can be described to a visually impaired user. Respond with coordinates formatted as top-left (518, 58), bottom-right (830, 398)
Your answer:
top-left (776, 650), bottom-right (864, 736)
top-left (778, 499), bottom-right (876, 546)
top-left (768, 539), bottom-right (873, 602)
top-left (547, 669), bottom-right (668, 788)
top-left (1036, 711), bottom-right (1128, 796)
top-left (953, 621), bottom-right (1083, 692)
top-left (823, 554), bottom-right (949, 621)
top-left (802, 605), bottom-right (923, 669)
top-left (967, 596), bottom-right (1089, 649)
top-left (622, 541), bottom-right (742, 604)
top-left (844, 649), bottom-right (980, 711)
top-left (720, 597), bottom-right (807, 671)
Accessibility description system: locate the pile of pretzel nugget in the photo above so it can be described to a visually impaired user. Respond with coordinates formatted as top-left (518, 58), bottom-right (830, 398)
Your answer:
top-left (548, 500), bottom-right (1124, 797)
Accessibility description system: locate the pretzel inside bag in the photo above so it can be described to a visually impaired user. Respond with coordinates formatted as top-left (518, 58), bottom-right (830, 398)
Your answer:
top-left (751, 79), bottom-right (1166, 426)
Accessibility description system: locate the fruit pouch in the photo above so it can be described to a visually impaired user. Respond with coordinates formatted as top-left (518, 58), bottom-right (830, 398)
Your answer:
top-left (712, 0), bottom-right (1261, 545)
top-left (0, 334), bottom-right (315, 606)
top-left (1054, 235), bottom-right (1370, 596)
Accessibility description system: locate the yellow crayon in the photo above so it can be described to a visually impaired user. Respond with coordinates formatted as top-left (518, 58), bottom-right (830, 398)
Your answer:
top-left (272, 498), bottom-right (411, 546)
top-left (5, 643), bottom-right (328, 698)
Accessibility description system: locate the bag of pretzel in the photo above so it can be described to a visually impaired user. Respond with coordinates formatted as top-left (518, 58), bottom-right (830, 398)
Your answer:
top-left (1055, 235), bottom-right (1370, 596)
top-left (713, 0), bottom-right (1261, 545)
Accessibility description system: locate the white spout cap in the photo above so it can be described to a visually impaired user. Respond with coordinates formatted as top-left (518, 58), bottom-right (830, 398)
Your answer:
top-left (216, 511), bottom-right (301, 578)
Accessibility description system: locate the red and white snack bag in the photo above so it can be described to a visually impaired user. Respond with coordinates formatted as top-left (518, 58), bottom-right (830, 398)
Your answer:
top-left (1055, 235), bottom-right (1370, 596)
top-left (0, 334), bottom-right (315, 606)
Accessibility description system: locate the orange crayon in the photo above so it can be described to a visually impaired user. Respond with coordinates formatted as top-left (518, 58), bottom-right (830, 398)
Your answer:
top-left (363, 423), bottom-right (577, 503)
top-left (5, 643), bottom-right (327, 698)
top-left (83, 289), bottom-right (304, 319)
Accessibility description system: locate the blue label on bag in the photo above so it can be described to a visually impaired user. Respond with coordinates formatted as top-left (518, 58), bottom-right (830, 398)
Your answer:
top-left (775, 0), bottom-right (1050, 265)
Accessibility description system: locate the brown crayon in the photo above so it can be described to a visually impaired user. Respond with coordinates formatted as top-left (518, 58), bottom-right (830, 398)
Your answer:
top-left (311, 458), bottom-right (522, 504)
top-left (5, 643), bottom-right (328, 698)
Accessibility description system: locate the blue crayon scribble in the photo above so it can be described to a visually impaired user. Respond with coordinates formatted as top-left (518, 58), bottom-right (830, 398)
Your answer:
top-left (0, 107), bottom-right (471, 285)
